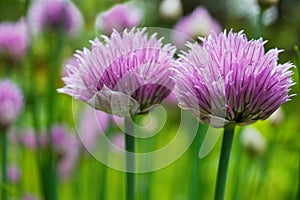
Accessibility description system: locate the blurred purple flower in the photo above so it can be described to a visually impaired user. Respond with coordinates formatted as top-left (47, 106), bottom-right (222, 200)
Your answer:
top-left (58, 28), bottom-right (176, 116)
top-left (7, 164), bottom-right (21, 184)
top-left (79, 106), bottom-right (110, 149)
top-left (0, 18), bottom-right (28, 60)
top-left (111, 133), bottom-right (125, 150)
top-left (20, 129), bottom-right (37, 150)
top-left (172, 6), bottom-right (221, 48)
top-left (173, 30), bottom-right (294, 128)
top-left (95, 3), bottom-right (143, 35)
top-left (22, 193), bottom-right (38, 200)
top-left (28, 0), bottom-right (83, 37)
top-left (51, 125), bottom-right (69, 154)
top-left (0, 79), bottom-right (23, 128)
top-left (58, 135), bottom-right (79, 179)
top-left (164, 92), bottom-right (178, 105)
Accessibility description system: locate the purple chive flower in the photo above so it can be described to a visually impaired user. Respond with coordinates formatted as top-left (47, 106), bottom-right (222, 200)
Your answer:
top-left (58, 28), bottom-right (176, 116)
top-left (0, 18), bottom-right (28, 60)
top-left (51, 125), bottom-right (69, 154)
top-left (28, 0), bottom-right (83, 37)
top-left (0, 80), bottom-right (23, 128)
top-left (172, 6), bottom-right (221, 48)
top-left (22, 193), bottom-right (38, 200)
top-left (58, 135), bottom-right (79, 179)
top-left (7, 164), bottom-right (21, 184)
top-left (95, 3), bottom-right (143, 35)
top-left (20, 129), bottom-right (37, 150)
top-left (111, 133), bottom-right (125, 150)
top-left (173, 30), bottom-right (294, 128)
top-left (79, 105), bottom-right (109, 150)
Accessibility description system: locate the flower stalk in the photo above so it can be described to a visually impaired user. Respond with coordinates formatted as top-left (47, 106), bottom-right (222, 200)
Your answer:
top-left (214, 125), bottom-right (235, 200)
top-left (1, 128), bottom-right (8, 200)
top-left (293, 45), bottom-right (300, 200)
top-left (125, 116), bottom-right (136, 200)
top-left (189, 123), bottom-right (208, 200)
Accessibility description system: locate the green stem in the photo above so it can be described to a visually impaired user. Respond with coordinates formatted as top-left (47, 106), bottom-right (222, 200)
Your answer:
top-left (1, 130), bottom-right (8, 200)
top-left (254, 7), bottom-right (264, 39)
top-left (297, 150), bottom-right (300, 200)
top-left (214, 125), bottom-right (235, 200)
top-left (44, 28), bottom-right (64, 200)
top-left (125, 116), bottom-right (136, 200)
top-left (189, 123), bottom-right (208, 200)
top-left (294, 45), bottom-right (300, 200)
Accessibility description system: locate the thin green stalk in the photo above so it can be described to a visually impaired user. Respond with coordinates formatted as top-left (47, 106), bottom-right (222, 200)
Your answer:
top-left (214, 125), bottom-right (235, 200)
top-left (1, 129), bottom-right (8, 200)
top-left (189, 123), bottom-right (208, 200)
top-left (297, 150), bottom-right (300, 200)
top-left (125, 116), bottom-right (136, 200)
top-left (44, 28), bottom-right (65, 200)
top-left (98, 163), bottom-right (107, 200)
top-left (294, 45), bottom-right (300, 200)
top-left (134, 114), bottom-right (152, 200)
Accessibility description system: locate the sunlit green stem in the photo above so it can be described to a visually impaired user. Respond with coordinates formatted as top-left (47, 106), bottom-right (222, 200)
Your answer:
top-left (125, 116), bottom-right (136, 200)
top-left (189, 123), bottom-right (208, 200)
top-left (1, 128), bottom-right (8, 200)
top-left (214, 125), bottom-right (235, 200)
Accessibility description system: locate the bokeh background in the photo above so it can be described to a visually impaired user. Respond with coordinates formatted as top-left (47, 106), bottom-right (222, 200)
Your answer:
top-left (0, 0), bottom-right (299, 199)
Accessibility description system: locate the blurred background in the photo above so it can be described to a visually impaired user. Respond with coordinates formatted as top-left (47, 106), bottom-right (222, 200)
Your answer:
top-left (0, 0), bottom-right (299, 199)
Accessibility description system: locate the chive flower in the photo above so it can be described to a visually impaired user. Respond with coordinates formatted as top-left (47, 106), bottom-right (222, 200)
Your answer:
top-left (28, 0), bottom-right (83, 37)
top-left (0, 18), bottom-right (28, 60)
top-left (95, 3), bottom-right (143, 35)
top-left (173, 30), bottom-right (294, 128)
top-left (172, 6), bottom-right (221, 48)
top-left (0, 80), bottom-right (23, 128)
top-left (58, 28), bottom-right (176, 116)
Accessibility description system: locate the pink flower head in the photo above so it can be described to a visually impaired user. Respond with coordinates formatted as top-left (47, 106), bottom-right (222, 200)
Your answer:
top-left (20, 129), bottom-right (37, 150)
top-left (172, 6), bottom-right (221, 48)
top-left (7, 164), bottom-right (21, 184)
top-left (22, 193), bottom-right (38, 200)
top-left (111, 133), bottom-right (125, 150)
top-left (51, 125), bottom-right (69, 154)
top-left (28, 0), bottom-right (83, 37)
top-left (173, 30), bottom-right (294, 128)
top-left (58, 28), bottom-right (176, 116)
top-left (0, 79), bottom-right (23, 128)
top-left (0, 18), bottom-right (29, 59)
top-left (95, 3), bottom-right (143, 35)
top-left (58, 135), bottom-right (79, 179)
top-left (79, 105), bottom-right (109, 150)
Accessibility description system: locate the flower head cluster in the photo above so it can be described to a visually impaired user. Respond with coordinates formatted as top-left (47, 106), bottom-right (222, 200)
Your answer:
top-left (172, 6), bottom-right (221, 48)
top-left (28, 0), bottom-right (83, 37)
top-left (0, 19), bottom-right (28, 60)
top-left (173, 30), bottom-right (294, 127)
top-left (0, 80), bottom-right (24, 128)
top-left (59, 28), bottom-right (176, 116)
top-left (7, 164), bottom-right (21, 184)
top-left (95, 3), bottom-right (143, 35)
